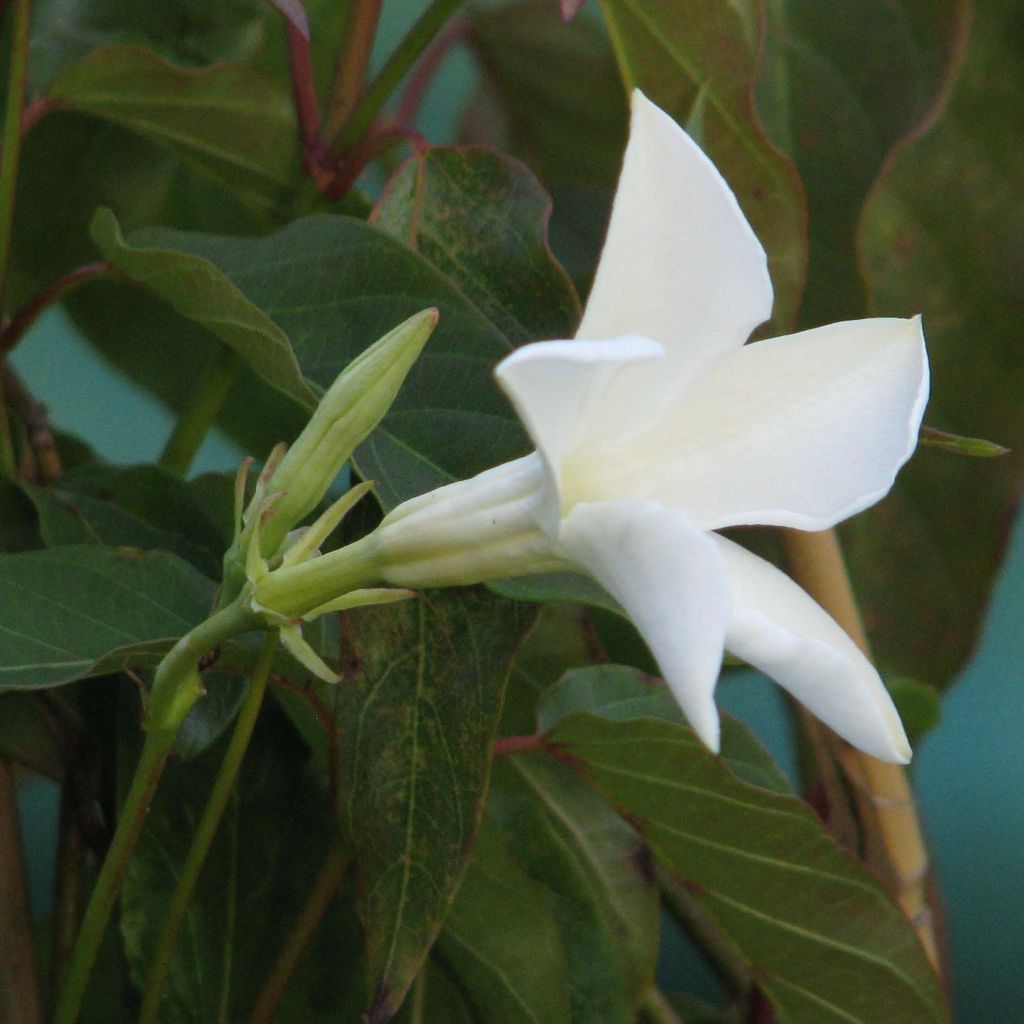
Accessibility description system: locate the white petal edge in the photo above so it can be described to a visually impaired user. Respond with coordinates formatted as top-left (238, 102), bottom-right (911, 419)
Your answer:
top-left (577, 89), bottom-right (773, 379)
top-left (558, 500), bottom-right (730, 751)
top-left (579, 316), bottom-right (929, 531)
top-left (495, 335), bottom-right (664, 497)
top-left (716, 536), bottom-right (911, 763)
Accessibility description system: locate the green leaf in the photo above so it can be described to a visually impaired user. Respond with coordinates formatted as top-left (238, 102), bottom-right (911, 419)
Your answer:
top-left (94, 196), bottom-right (574, 507)
top-left (757, 0), bottom-right (967, 326)
top-left (466, 1), bottom-right (628, 189)
top-left (850, 0), bottom-right (1024, 685)
top-left (598, 0), bottom-right (806, 333)
top-left (488, 755), bottom-right (660, 1021)
top-left (120, 709), bottom-right (341, 1022)
top-left (0, 546), bottom-right (215, 690)
top-left (28, 0), bottom-right (274, 89)
top-left (332, 590), bottom-right (535, 1020)
top-left (887, 677), bottom-right (942, 746)
top-left (538, 665), bottom-right (793, 794)
top-left (437, 818), bottom-right (571, 1024)
top-left (393, 961), bottom-right (478, 1024)
top-left (0, 693), bottom-right (66, 779)
top-left (50, 44), bottom-right (302, 205)
top-left (547, 712), bottom-right (949, 1024)
top-left (372, 146), bottom-right (581, 344)
top-left (24, 464), bottom-right (227, 578)
top-left (90, 207), bottom-right (313, 407)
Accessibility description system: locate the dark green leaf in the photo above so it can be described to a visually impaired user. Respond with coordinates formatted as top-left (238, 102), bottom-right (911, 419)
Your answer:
top-left (0, 693), bottom-right (65, 779)
top-left (393, 961), bottom-right (478, 1024)
top-left (548, 712), bottom-right (948, 1024)
top-left (850, 0), bottom-right (1024, 684)
top-left (437, 819), bottom-right (571, 1024)
top-left (121, 707), bottom-right (340, 1022)
top-left (332, 590), bottom-right (535, 1020)
top-left (0, 478), bottom-right (40, 553)
top-left (0, 546), bottom-right (215, 690)
top-left (538, 665), bottom-right (793, 794)
top-left (24, 464), bottom-right (227, 577)
top-left (94, 199), bottom-right (573, 507)
top-left (91, 208), bottom-right (312, 406)
top-left (28, 0), bottom-right (273, 89)
top-left (502, 604), bottom-right (596, 735)
top-left (887, 677), bottom-right (942, 746)
top-left (757, 0), bottom-right (967, 326)
top-left (372, 146), bottom-right (580, 344)
top-left (488, 754), bottom-right (660, 1021)
top-left (50, 44), bottom-right (302, 206)
top-left (598, 0), bottom-right (806, 333)
top-left (466, 1), bottom-right (628, 188)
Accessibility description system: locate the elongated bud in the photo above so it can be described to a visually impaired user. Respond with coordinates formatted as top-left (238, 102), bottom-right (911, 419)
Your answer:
top-left (259, 308), bottom-right (438, 555)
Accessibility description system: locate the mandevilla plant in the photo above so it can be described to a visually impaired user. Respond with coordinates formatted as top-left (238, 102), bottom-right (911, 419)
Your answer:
top-left (0, 2), bottom-right (1018, 1024)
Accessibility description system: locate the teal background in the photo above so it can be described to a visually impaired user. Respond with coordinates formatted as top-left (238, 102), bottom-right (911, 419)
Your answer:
top-left (11, 5), bottom-right (1023, 1019)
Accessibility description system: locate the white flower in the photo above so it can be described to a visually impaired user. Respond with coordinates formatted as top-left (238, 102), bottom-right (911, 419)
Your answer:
top-left (369, 90), bottom-right (927, 763)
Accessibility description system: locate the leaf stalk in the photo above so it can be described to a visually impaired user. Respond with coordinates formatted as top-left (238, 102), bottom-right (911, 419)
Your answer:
top-left (158, 344), bottom-right (241, 478)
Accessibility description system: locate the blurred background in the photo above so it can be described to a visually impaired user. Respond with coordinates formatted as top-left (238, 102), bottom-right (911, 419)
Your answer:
top-left (11, 3), bottom-right (1023, 1021)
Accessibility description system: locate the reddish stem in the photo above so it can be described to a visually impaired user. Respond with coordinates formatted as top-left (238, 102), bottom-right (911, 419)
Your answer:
top-left (492, 734), bottom-right (547, 756)
top-left (393, 13), bottom-right (468, 128)
top-left (0, 260), bottom-right (118, 357)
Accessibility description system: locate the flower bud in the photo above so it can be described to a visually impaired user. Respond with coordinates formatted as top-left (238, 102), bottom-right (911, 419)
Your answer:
top-left (259, 307), bottom-right (438, 556)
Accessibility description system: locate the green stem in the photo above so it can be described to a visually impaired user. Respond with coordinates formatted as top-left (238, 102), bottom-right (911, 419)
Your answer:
top-left (158, 345), bottom-right (241, 478)
top-left (53, 600), bottom-right (255, 1024)
top-left (139, 631), bottom-right (278, 1024)
top-left (0, 0), bottom-right (31, 314)
top-left (322, 0), bottom-right (382, 143)
top-left (0, 366), bottom-right (16, 478)
top-left (245, 838), bottom-right (348, 1024)
top-left (330, 0), bottom-right (467, 156)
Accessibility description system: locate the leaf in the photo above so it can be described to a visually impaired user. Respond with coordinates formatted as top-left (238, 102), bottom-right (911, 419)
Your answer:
top-left (0, 546), bottom-right (216, 691)
top-left (50, 44), bottom-right (302, 204)
top-left (887, 677), bottom-right (942, 746)
top-left (371, 146), bottom-right (581, 345)
top-left (120, 708), bottom-right (342, 1022)
top-left (0, 693), bottom-right (66, 779)
top-left (464, 0), bottom-right (628, 293)
top-left (91, 207), bottom-right (313, 407)
top-left (466, 1), bottom-right (628, 188)
top-left (598, 0), bottom-right (806, 333)
top-left (547, 711), bottom-right (949, 1024)
top-left (757, 0), bottom-right (967, 327)
top-left (95, 190), bottom-right (576, 507)
top-left (24, 464), bottom-right (227, 578)
top-left (28, 0), bottom-right (275, 89)
top-left (538, 665), bottom-right (793, 794)
top-left (487, 754), bottom-right (660, 1021)
top-left (437, 818), bottom-right (571, 1024)
top-left (332, 590), bottom-right (535, 1020)
top-left (849, 0), bottom-right (1024, 684)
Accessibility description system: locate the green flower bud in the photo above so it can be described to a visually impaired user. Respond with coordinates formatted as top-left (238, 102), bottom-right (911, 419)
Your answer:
top-left (260, 307), bottom-right (438, 556)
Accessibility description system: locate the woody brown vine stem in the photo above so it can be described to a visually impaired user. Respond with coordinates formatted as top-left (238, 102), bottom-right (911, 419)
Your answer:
top-left (780, 527), bottom-right (940, 972)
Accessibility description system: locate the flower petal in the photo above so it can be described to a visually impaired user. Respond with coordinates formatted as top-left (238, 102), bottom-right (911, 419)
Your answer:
top-left (716, 536), bottom-right (911, 763)
top-left (558, 500), bottom-right (730, 750)
top-left (576, 316), bottom-right (928, 531)
top-left (495, 335), bottom-right (663, 498)
top-left (578, 90), bottom-right (773, 377)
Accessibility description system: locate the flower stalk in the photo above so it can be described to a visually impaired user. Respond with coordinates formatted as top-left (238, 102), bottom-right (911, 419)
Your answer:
top-left (780, 527), bottom-right (939, 971)
top-left (139, 631), bottom-right (279, 1024)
